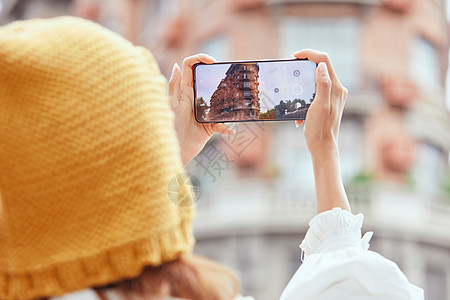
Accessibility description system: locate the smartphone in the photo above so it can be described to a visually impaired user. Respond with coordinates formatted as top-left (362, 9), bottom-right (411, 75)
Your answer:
top-left (193, 58), bottom-right (317, 123)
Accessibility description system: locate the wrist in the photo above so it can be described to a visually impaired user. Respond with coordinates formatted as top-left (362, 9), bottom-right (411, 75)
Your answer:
top-left (178, 140), bottom-right (192, 167)
top-left (181, 155), bottom-right (190, 167)
top-left (309, 144), bottom-right (339, 163)
top-left (180, 147), bottom-right (194, 167)
top-left (309, 146), bottom-right (350, 214)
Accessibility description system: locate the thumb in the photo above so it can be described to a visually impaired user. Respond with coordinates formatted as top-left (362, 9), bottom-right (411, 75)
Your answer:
top-left (211, 123), bottom-right (235, 135)
top-left (314, 62), bottom-right (332, 109)
top-left (168, 63), bottom-right (181, 110)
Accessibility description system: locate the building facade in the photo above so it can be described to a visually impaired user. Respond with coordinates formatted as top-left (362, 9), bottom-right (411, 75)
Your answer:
top-left (141, 1), bottom-right (450, 299)
top-left (209, 63), bottom-right (260, 121)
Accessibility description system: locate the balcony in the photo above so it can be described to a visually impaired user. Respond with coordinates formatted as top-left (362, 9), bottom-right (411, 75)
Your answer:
top-left (240, 82), bottom-right (253, 89)
top-left (232, 104), bottom-right (261, 110)
top-left (265, 0), bottom-right (381, 5)
top-left (193, 178), bottom-right (450, 249)
top-left (231, 0), bottom-right (382, 12)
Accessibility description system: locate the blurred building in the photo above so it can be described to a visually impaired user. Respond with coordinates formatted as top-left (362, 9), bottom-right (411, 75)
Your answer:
top-left (209, 63), bottom-right (261, 121)
top-left (140, 1), bottom-right (450, 300)
top-left (1, 0), bottom-right (450, 299)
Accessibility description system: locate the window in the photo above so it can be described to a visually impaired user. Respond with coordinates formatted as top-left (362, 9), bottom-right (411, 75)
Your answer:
top-left (409, 36), bottom-right (441, 93)
top-left (156, 0), bottom-right (179, 17)
top-left (196, 0), bottom-right (212, 7)
top-left (279, 17), bottom-right (361, 90)
top-left (236, 92), bottom-right (240, 97)
top-left (244, 81), bottom-right (250, 88)
top-left (411, 143), bottom-right (447, 194)
top-left (147, 0), bottom-right (179, 20)
top-left (243, 90), bottom-right (251, 97)
top-left (338, 117), bottom-right (365, 181)
top-left (425, 264), bottom-right (447, 300)
top-left (432, 0), bottom-right (445, 8)
top-left (200, 34), bottom-right (230, 61)
top-left (243, 74), bottom-right (249, 79)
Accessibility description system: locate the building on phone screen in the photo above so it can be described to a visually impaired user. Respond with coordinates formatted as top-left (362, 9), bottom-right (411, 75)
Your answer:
top-left (209, 63), bottom-right (260, 121)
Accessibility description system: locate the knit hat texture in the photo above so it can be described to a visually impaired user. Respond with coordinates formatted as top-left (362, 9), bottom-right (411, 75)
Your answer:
top-left (0, 17), bottom-right (194, 299)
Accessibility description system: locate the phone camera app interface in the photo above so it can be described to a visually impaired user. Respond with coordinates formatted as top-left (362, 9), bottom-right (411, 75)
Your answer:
top-left (195, 60), bottom-right (316, 122)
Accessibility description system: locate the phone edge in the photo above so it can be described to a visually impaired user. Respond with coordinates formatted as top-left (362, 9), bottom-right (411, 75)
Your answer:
top-left (192, 58), bottom-right (317, 124)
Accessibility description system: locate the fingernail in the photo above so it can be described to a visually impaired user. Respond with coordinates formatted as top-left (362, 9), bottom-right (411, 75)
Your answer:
top-left (318, 62), bottom-right (328, 75)
top-left (205, 54), bottom-right (216, 62)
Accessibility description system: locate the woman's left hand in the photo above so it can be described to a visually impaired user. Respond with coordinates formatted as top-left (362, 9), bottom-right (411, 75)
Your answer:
top-left (168, 53), bottom-right (235, 166)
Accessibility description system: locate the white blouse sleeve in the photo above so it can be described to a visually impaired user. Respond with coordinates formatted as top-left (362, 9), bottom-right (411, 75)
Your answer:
top-left (279, 208), bottom-right (424, 300)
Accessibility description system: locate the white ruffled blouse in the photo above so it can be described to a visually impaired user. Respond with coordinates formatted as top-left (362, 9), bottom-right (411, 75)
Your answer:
top-left (277, 208), bottom-right (423, 300)
top-left (53, 208), bottom-right (424, 300)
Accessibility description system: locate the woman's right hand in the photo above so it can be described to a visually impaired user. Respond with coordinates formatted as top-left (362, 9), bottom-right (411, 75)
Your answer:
top-left (293, 50), bottom-right (348, 159)
top-left (293, 49), bottom-right (350, 213)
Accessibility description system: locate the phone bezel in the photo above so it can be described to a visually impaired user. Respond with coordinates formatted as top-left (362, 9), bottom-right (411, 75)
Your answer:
top-left (193, 58), bottom-right (317, 124)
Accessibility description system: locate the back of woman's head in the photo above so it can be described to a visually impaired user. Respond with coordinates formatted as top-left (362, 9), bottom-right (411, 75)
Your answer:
top-left (0, 16), bottom-right (230, 300)
top-left (95, 254), bottom-right (241, 300)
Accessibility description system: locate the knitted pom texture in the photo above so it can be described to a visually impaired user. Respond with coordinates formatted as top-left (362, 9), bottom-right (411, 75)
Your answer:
top-left (0, 17), bottom-right (194, 300)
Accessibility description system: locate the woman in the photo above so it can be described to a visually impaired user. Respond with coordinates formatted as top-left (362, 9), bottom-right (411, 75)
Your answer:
top-left (0, 17), bottom-right (423, 300)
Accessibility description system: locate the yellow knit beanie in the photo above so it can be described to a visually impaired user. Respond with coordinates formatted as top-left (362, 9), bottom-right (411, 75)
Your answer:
top-left (0, 17), bottom-right (194, 300)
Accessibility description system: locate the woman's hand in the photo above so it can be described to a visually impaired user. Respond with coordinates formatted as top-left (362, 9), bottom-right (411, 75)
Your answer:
top-left (294, 50), bottom-right (348, 158)
top-left (168, 54), bottom-right (235, 166)
top-left (293, 49), bottom-right (350, 213)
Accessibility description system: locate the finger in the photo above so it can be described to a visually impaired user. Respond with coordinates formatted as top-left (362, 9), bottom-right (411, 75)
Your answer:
top-left (293, 49), bottom-right (341, 86)
top-left (168, 63), bottom-right (181, 110)
top-left (342, 86), bottom-right (349, 103)
top-left (314, 62), bottom-right (332, 113)
top-left (211, 123), bottom-right (235, 135)
top-left (295, 120), bottom-right (304, 127)
top-left (336, 86), bottom-right (348, 126)
top-left (181, 53), bottom-right (216, 89)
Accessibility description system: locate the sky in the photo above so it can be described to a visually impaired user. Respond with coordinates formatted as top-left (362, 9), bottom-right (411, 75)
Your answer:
top-left (194, 60), bottom-right (316, 113)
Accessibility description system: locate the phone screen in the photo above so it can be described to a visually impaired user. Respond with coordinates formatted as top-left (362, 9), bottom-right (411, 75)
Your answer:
top-left (194, 59), bottom-right (316, 123)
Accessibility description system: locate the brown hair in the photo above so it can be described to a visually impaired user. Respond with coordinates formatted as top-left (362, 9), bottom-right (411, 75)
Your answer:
top-left (94, 254), bottom-right (241, 300)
